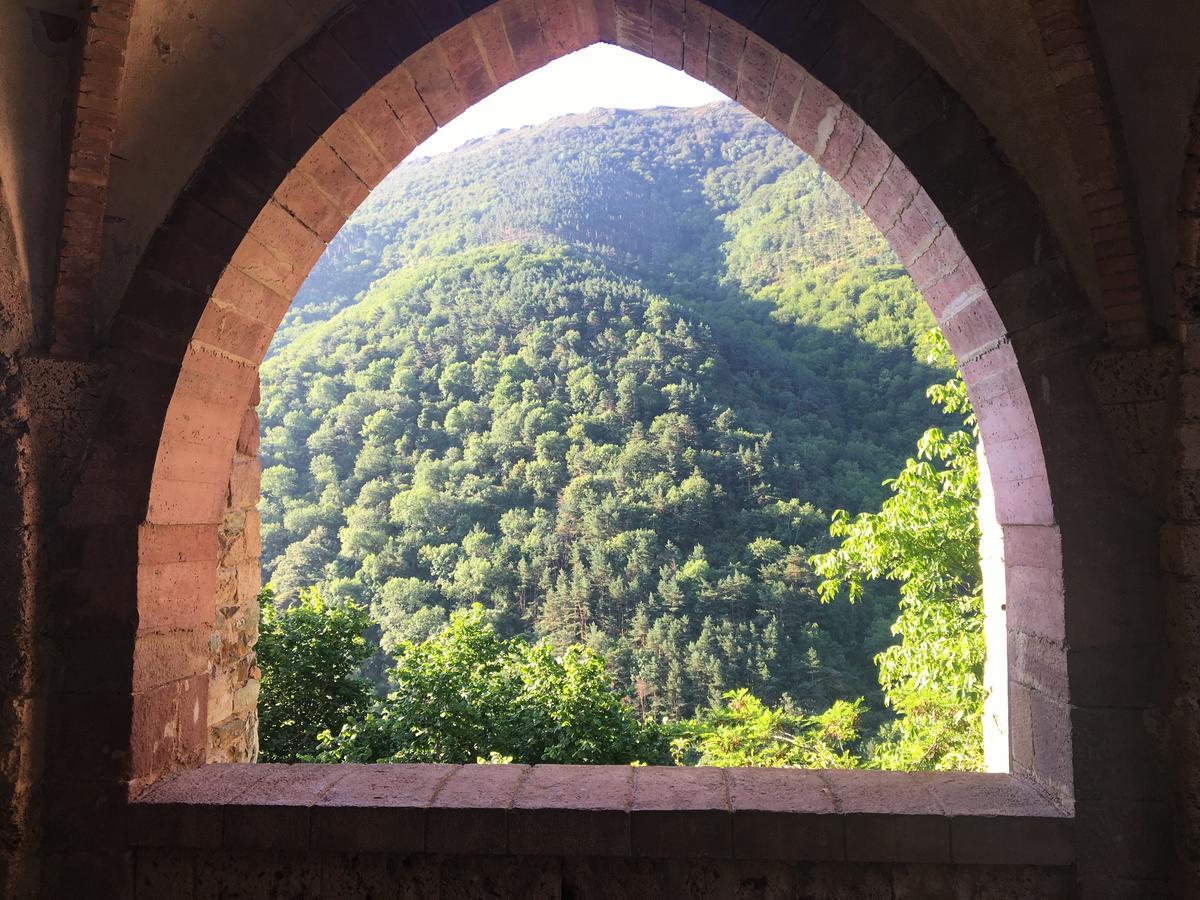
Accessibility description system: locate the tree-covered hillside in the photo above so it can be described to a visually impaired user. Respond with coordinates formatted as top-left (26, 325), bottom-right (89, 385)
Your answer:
top-left (260, 103), bottom-right (953, 725)
top-left (276, 103), bottom-right (909, 349)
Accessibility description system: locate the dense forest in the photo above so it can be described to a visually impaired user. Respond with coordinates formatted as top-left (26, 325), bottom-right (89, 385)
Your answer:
top-left (257, 103), bottom-right (979, 764)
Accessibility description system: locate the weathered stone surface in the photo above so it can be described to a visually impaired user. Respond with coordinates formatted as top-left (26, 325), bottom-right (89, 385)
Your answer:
top-left (206, 393), bottom-right (262, 765)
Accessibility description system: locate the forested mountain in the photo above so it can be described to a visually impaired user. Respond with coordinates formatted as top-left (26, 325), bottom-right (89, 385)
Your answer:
top-left (259, 102), bottom-right (951, 724)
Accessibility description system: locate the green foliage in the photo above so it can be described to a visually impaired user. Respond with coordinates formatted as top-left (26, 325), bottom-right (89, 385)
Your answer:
top-left (255, 585), bottom-right (375, 762)
top-left (255, 103), bottom-right (983, 765)
top-left (260, 242), bottom-right (923, 722)
top-left (810, 331), bottom-right (985, 770)
top-left (672, 689), bottom-right (864, 768)
top-left (316, 605), bottom-right (669, 765)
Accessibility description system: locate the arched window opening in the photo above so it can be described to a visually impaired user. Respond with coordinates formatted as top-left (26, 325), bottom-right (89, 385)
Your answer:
top-left (118, 2), bottom-right (1076, 875)
top-left (237, 44), bottom-right (1006, 775)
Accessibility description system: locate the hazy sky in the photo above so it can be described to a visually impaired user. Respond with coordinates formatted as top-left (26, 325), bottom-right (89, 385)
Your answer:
top-left (410, 44), bottom-right (726, 158)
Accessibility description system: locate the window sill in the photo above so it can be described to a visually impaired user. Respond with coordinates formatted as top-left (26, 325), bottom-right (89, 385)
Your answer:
top-left (129, 764), bottom-right (1072, 867)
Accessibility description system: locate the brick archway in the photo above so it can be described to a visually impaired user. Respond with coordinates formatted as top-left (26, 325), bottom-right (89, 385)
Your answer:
top-left (65, 0), bottom-right (1103, 831)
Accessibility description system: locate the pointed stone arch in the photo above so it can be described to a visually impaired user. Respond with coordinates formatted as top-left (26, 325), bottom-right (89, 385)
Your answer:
top-left (61, 0), bottom-right (1103, 834)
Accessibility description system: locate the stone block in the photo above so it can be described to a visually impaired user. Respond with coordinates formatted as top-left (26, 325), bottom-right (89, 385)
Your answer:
top-left (292, 124), bottom-right (367, 212)
top-left (816, 105), bottom-right (864, 182)
top-left (650, 0), bottom-right (684, 69)
top-left (138, 522), bottom-right (219, 565)
top-left (939, 289), bottom-right (1009, 364)
top-left (131, 764), bottom-right (269, 848)
top-left (328, 1), bottom-right (417, 83)
top-left (229, 232), bottom-right (305, 299)
top-left (885, 188), bottom-right (942, 269)
top-left (232, 675), bottom-right (259, 714)
top-left (471, 5), bottom-right (519, 86)
top-left (863, 156), bottom-right (920, 234)
top-left (727, 767), bottom-right (841, 861)
top-left (312, 763), bottom-right (456, 853)
top-left (132, 629), bottom-right (208, 693)
top-left (1009, 631), bottom-right (1069, 703)
top-left (949, 191), bottom-right (1046, 292)
top-left (137, 561), bottom-right (215, 634)
top-left (235, 562), bottom-right (262, 604)
top-left (1074, 799), bottom-right (1171, 879)
top-left (631, 765), bottom-right (730, 858)
top-left (510, 764), bottom-right (632, 856)
top-left (1029, 690), bottom-right (1074, 800)
top-left (501, 0), bottom-right (549, 76)
top-left (923, 772), bottom-right (1072, 865)
top-left (823, 770), bottom-right (949, 864)
top-left (317, 851), bottom-right (395, 899)
top-left (907, 226), bottom-right (967, 297)
top-left (322, 116), bottom-right (390, 188)
top-left (228, 458), bottom-right (261, 513)
top-left (1006, 564), bottom-right (1065, 643)
top-left (195, 848), bottom-right (320, 899)
top-left (207, 712), bottom-right (254, 764)
top-left (680, 0), bottom-right (709, 81)
top-left (705, 11), bottom-right (745, 98)
top-left (195, 300), bottom-right (274, 364)
top-left (991, 472), bottom-right (1055, 528)
top-left (133, 848), bottom-right (195, 899)
top-left (272, 165), bottom-right (346, 244)
top-left (736, 35), bottom-right (778, 117)
top-left (572, 0), bottom-right (603, 46)
top-left (428, 763), bottom-right (528, 854)
top-left (763, 56), bottom-right (805, 135)
top-left (224, 764), bottom-right (346, 850)
top-left (614, 0), bottom-right (653, 56)
top-left (147, 475), bottom-right (231, 529)
top-left (437, 853), bottom-right (561, 899)
top-left (208, 262), bottom-right (291, 329)
top-left (137, 224), bottom-right (224, 301)
top-left (1071, 706), bottom-right (1163, 803)
top-left (1067, 642), bottom-right (1163, 708)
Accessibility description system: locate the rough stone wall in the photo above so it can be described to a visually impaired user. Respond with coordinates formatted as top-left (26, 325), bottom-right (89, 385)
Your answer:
top-left (1, 353), bottom-right (112, 896)
top-left (206, 388), bottom-right (261, 764)
top-left (3, 0), bottom-right (1197, 896)
top-left (1, 182), bottom-right (117, 895)
top-left (1162, 99), bottom-right (1200, 896)
top-left (0, 205), bottom-right (39, 897)
top-left (131, 850), bottom-right (1072, 899)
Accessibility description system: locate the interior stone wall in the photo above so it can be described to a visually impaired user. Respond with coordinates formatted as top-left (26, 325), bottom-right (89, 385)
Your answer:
top-left (3, 0), bottom-right (1198, 895)
top-left (132, 850), bottom-right (1073, 899)
top-left (1162, 98), bottom-right (1200, 896)
top-left (0, 195), bottom-right (39, 896)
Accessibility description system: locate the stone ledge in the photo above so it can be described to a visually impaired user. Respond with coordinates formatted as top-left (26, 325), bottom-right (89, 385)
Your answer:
top-left (130, 764), bottom-right (1073, 866)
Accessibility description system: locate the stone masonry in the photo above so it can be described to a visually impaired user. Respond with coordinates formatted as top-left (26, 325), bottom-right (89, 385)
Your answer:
top-left (3, 0), bottom-right (1200, 897)
top-left (206, 388), bottom-right (261, 764)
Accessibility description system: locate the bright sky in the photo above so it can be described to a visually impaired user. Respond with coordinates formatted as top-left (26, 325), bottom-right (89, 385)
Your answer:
top-left (410, 44), bottom-right (726, 158)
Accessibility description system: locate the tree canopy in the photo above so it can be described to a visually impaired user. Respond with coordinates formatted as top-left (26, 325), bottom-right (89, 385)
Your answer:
top-left (256, 585), bottom-right (375, 763)
top-left (254, 103), bottom-right (983, 769)
top-left (316, 604), bottom-right (669, 765)
top-left (811, 332), bottom-right (983, 769)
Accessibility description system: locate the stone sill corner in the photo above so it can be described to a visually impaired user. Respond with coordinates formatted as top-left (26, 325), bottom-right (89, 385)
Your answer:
top-left (129, 763), bottom-right (1073, 867)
